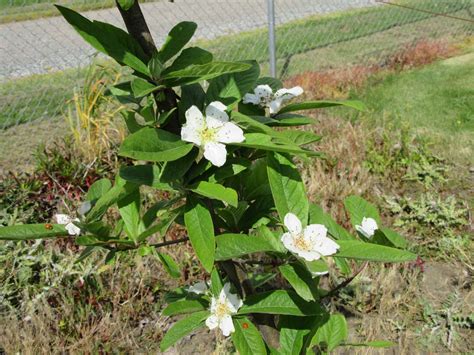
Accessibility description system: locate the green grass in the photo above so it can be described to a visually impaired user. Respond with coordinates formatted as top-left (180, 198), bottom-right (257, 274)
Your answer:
top-left (0, 68), bottom-right (83, 128)
top-left (201, 0), bottom-right (472, 65)
top-left (1, 0), bottom-right (472, 128)
top-left (349, 49), bottom-right (474, 164)
top-left (0, 0), bottom-right (158, 23)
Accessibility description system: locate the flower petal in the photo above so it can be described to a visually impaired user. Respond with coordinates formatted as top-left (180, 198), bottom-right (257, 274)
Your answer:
top-left (304, 224), bottom-right (328, 240)
top-left (284, 213), bottom-right (302, 235)
top-left (55, 214), bottom-right (71, 225)
top-left (315, 236), bottom-right (340, 256)
top-left (269, 98), bottom-right (284, 114)
top-left (220, 283), bottom-right (232, 303)
top-left (206, 101), bottom-right (229, 126)
top-left (188, 281), bottom-right (208, 295)
top-left (274, 86), bottom-right (304, 99)
top-left (203, 142), bottom-right (227, 167)
top-left (242, 93), bottom-right (259, 105)
top-left (226, 292), bottom-right (243, 313)
top-left (65, 222), bottom-right (81, 236)
top-left (181, 123), bottom-right (202, 145)
top-left (209, 297), bottom-right (217, 313)
top-left (281, 232), bottom-right (300, 254)
top-left (219, 315), bottom-right (235, 336)
top-left (217, 122), bottom-right (245, 144)
top-left (185, 105), bottom-right (204, 128)
top-left (205, 314), bottom-right (219, 330)
top-left (254, 85), bottom-right (273, 101)
top-left (297, 250), bottom-right (322, 261)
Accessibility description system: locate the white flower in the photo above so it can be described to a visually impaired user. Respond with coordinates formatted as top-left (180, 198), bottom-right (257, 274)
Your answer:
top-left (205, 283), bottom-right (243, 337)
top-left (54, 214), bottom-right (81, 236)
top-left (355, 217), bottom-right (378, 238)
top-left (188, 280), bottom-right (210, 295)
top-left (181, 101), bottom-right (245, 167)
top-left (243, 84), bottom-right (304, 114)
top-left (281, 213), bottom-right (339, 261)
top-left (313, 271), bottom-right (329, 276)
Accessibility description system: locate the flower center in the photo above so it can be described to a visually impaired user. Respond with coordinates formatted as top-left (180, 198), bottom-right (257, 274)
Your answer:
top-left (215, 302), bottom-right (230, 318)
top-left (294, 234), bottom-right (312, 252)
top-left (199, 126), bottom-right (217, 144)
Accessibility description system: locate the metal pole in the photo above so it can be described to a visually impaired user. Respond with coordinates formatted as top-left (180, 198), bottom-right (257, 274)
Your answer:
top-left (267, 0), bottom-right (277, 78)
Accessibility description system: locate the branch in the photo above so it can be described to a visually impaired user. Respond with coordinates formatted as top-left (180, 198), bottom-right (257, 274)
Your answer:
top-left (150, 237), bottom-right (189, 249)
top-left (115, 0), bottom-right (157, 59)
top-left (322, 261), bottom-right (369, 300)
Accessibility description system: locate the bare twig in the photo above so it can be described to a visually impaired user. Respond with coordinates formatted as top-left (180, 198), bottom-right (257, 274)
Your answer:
top-left (149, 237), bottom-right (189, 249)
top-left (322, 261), bottom-right (369, 300)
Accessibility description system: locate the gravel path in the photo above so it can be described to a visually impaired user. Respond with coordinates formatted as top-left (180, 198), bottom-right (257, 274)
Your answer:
top-left (0, 0), bottom-right (377, 79)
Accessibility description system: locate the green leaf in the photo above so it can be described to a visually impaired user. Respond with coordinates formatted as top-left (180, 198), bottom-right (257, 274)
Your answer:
top-left (303, 259), bottom-right (329, 277)
top-left (232, 111), bottom-right (276, 135)
top-left (164, 47), bottom-right (213, 74)
top-left (117, 0), bottom-right (135, 10)
top-left (337, 240), bottom-right (417, 262)
top-left (119, 127), bottom-right (193, 162)
top-left (190, 181), bottom-right (238, 207)
top-left (239, 291), bottom-right (323, 316)
top-left (232, 317), bottom-right (267, 355)
top-left (344, 195), bottom-right (381, 227)
top-left (162, 299), bottom-right (208, 316)
top-left (56, 5), bottom-right (148, 75)
top-left (131, 77), bottom-right (162, 98)
top-left (0, 224), bottom-right (68, 240)
top-left (117, 188), bottom-right (144, 240)
top-left (379, 227), bottom-right (408, 249)
top-left (160, 149), bottom-right (198, 183)
top-left (86, 181), bottom-right (138, 222)
top-left (308, 204), bottom-right (353, 241)
top-left (241, 158), bottom-right (271, 200)
top-left (184, 197), bottom-right (215, 272)
top-left (279, 263), bottom-right (319, 302)
top-left (256, 76), bottom-right (283, 91)
top-left (207, 60), bottom-right (260, 108)
top-left (267, 152), bottom-right (309, 224)
top-left (160, 311), bottom-right (208, 351)
top-left (270, 116), bottom-right (314, 127)
top-left (139, 97), bottom-right (156, 123)
top-left (209, 158), bottom-right (251, 182)
top-left (119, 165), bottom-right (173, 190)
top-left (279, 316), bottom-right (317, 355)
top-left (121, 110), bottom-right (142, 133)
top-left (233, 133), bottom-right (320, 157)
top-left (157, 107), bottom-right (178, 126)
top-left (156, 252), bottom-right (182, 278)
top-left (276, 130), bottom-right (322, 146)
top-left (255, 225), bottom-right (286, 253)
top-left (210, 268), bottom-right (223, 296)
top-left (310, 314), bottom-right (348, 351)
top-left (85, 178), bottom-right (112, 202)
top-left (143, 200), bottom-right (175, 228)
top-left (278, 100), bottom-right (366, 115)
top-left (148, 53), bottom-right (164, 79)
top-left (178, 83), bottom-right (206, 123)
top-left (158, 21), bottom-right (197, 63)
top-left (138, 206), bottom-right (183, 242)
top-left (162, 61), bottom-right (252, 87)
top-left (215, 233), bottom-right (281, 260)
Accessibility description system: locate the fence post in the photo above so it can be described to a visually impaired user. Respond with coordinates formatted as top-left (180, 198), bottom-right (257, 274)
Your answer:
top-left (266, 0), bottom-right (277, 78)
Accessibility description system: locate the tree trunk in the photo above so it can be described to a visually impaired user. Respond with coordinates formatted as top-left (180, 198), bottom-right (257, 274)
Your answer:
top-left (116, 0), bottom-right (180, 135)
top-left (116, 0), bottom-right (157, 59)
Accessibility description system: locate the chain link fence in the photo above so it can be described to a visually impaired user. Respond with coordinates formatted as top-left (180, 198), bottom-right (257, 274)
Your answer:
top-left (0, 0), bottom-right (473, 130)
